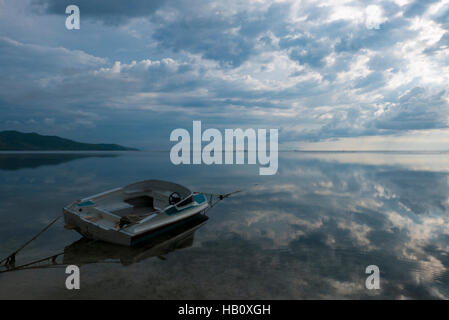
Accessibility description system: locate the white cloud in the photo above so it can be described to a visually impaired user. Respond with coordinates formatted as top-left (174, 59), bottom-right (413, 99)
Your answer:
top-left (365, 5), bottom-right (387, 30)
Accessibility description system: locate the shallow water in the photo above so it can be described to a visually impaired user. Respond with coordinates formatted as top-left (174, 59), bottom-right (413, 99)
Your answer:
top-left (1, 151), bottom-right (449, 299)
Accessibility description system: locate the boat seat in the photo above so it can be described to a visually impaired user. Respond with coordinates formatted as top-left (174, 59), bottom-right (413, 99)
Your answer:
top-left (99, 202), bottom-right (133, 213)
top-left (123, 188), bottom-right (151, 195)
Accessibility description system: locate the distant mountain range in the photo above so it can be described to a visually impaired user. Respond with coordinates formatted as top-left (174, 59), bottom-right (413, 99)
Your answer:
top-left (0, 131), bottom-right (138, 151)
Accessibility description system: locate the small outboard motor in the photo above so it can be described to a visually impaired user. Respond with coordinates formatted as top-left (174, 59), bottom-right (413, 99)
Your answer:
top-left (168, 192), bottom-right (182, 205)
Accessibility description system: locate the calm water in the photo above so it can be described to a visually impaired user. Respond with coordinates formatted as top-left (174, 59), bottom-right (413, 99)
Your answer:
top-left (1, 151), bottom-right (449, 299)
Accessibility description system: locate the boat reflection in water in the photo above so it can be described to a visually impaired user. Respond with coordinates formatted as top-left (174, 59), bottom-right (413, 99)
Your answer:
top-left (1, 213), bottom-right (208, 272)
top-left (63, 213), bottom-right (208, 266)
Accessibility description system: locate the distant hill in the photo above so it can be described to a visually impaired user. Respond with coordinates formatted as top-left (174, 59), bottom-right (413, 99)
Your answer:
top-left (0, 131), bottom-right (138, 151)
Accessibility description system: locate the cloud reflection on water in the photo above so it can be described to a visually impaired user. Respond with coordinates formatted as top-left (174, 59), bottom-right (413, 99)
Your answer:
top-left (0, 152), bottom-right (448, 299)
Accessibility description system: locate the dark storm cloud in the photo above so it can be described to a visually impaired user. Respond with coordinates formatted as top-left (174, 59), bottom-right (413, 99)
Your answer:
top-left (374, 88), bottom-right (449, 131)
top-left (151, 2), bottom-right (290, 67)
top-left (33, 0), bottom-right (167, 24)
top-left (282, 36), bottom-right (332, 68)
top-left (152, 16), bottom-right (254, 68)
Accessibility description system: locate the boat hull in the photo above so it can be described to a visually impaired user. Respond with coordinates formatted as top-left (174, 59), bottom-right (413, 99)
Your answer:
top-left (129, 211), bottom-right (208, 247)
top-left (63, 207), bottom-right (208, 247)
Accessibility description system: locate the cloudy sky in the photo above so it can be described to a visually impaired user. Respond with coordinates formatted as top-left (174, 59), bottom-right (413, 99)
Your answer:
top-left (1, 0), bottom-right (449, 150)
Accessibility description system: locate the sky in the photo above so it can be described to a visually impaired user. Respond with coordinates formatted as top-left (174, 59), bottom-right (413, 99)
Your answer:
top-left (1, 0), bottom-right (449, 150)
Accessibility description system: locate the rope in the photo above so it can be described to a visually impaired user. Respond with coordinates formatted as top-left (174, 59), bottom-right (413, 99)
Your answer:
top-left (0, 252), bottom-right (64, 274)
top-left (202, 189), bottom-right (244, 208)
top-left (0, 239), bottom-right (102, 274)
top-left (0, 216), bottom-right (61, 267)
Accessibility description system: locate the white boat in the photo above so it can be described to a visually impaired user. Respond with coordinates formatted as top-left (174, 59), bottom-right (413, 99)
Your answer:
top-left (63, 180), bottom-right (211, 246)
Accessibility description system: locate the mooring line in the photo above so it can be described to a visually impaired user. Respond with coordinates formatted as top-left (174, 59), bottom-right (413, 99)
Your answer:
top-left (0, 252), bottom-right (65, 274)
top-left (202, 183), bottom-right (261, 208)
top-left (0, 239), bottom-right (104, 274)
top-left (0, 216), bottom-right (61, 267)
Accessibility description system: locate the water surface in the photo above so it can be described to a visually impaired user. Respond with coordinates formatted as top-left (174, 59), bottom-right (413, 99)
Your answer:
top-left (1, 151), bottom-right (449, 299)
